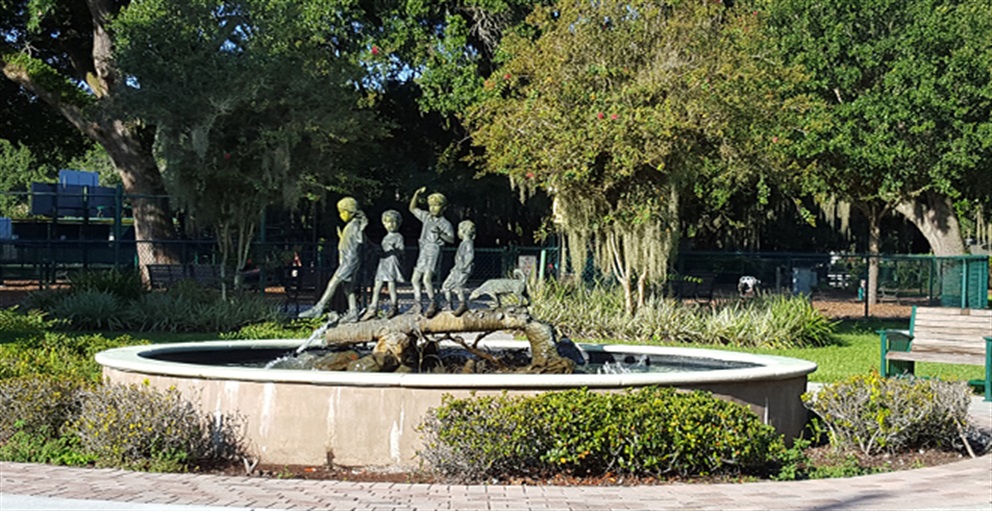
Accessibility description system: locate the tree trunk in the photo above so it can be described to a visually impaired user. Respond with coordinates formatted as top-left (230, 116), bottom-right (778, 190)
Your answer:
top-left (867, 215), bottom-right (881, 306)
top-left (894, 192), bottom-right (967, 256)
top-left (855, 201), bottom-right (886, 307)
top-left (93, 121), bottom-right (179, 282)
top-left (2, 0), bottom-right (177, 284)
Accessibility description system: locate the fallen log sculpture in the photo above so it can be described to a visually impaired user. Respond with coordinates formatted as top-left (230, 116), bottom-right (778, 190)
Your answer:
top-left (307, 307), bottom-right (574, 374)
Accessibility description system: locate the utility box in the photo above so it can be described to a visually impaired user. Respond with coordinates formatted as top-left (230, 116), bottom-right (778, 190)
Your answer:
top-left (792, 267), bottom-right (817, 296)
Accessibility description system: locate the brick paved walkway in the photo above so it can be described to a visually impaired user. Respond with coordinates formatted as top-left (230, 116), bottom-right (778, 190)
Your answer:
top-left (1, 455), bottom-right (990, 511)
top-left (1, 396), bottom-right (990, 511)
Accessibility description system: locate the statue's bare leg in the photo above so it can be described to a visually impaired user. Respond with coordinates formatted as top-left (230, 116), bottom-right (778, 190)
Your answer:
top-left (410, 270), bottom-right (423, 314)
top-left (361, 281), bottom-right (383, 321)
top-left (386, 281), bottom-right (398, 318)
top-left (341, 282), bottom-right (359, 323)
top-left (299, 277), bottom-right (340, 318)
top-left (424, 270), bottom-right (439, 317)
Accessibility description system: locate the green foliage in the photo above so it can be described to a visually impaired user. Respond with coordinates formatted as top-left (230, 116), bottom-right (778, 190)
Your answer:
top-left (2, 52), bottom-right (91, 108)
top-left (0, 306), bottom-right (52, 342)
top-left (68, 269), bottom-right (144, 301)
top-left (219, 319), bottom-right (320, 340)
top-left (22, 277), bottom-right (282, 333)
top-left (805, 373), bottom-right (972, 456)
top-left (0, 376), bottom-right (94, 466)
top-left (0, 375), bottom-right (86, 443)
top-left (50, 290), bottom-right (125, 331)
top-left (113, 0), bottom-right (386, 280)
top-left (0, 331), bottom-right (145, 383)
top-left (764, 0), bottom-right (992, 213)
top-left (418, 387), bottom-right (784, 482)
top-left (468, 0), bottom-right (802, 303)
top-left (0, 138), bottom-right (49, 217)
top-left (0, 429), bottom-right (96, 466)
top-left (68, 383), bottom-right (245, 471)
top-left (772, 435), bottom-right (887, 481)
top-left (532, 282), bottom-right (837, 348)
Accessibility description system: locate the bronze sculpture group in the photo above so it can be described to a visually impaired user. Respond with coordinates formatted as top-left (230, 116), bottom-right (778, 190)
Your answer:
top-left (298, 188), bottom-right (489, 322)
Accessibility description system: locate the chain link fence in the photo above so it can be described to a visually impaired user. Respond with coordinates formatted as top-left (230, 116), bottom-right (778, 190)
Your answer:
top-left (2, 187), bottom-right (988, 310)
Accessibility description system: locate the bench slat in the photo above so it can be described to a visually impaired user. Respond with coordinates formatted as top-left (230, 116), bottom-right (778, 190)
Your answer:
top-left (886, 351), bottom-right (984, 366)
top-left (910, 340), bottom-right (986, 357)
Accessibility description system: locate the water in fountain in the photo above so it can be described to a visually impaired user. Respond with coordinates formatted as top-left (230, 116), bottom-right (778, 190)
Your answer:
top-left (595, 354), bottom-right (650, 374)
top-left (294, 314), bottom-right (339, 354)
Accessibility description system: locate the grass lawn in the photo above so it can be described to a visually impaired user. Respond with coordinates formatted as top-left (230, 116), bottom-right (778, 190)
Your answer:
top-left (115, 331), bottom-right (228, 343)
top-left (583, 318), bottom-right (987, 385)
top-left (89, 318), bottom-right (988, 387)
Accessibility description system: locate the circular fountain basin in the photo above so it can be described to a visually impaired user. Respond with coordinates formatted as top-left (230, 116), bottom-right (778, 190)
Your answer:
top-left (97, 339), bottom-right (816, 469)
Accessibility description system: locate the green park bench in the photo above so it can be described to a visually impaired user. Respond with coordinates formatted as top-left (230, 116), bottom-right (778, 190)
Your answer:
top-left (879, 306), bottom-right (992, 402)
top-left (146, 263), bottom-right (221, 289)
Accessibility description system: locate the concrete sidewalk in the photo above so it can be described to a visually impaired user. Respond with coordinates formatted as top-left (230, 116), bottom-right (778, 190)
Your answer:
top-left (1, 396), bottom-right (990, 511)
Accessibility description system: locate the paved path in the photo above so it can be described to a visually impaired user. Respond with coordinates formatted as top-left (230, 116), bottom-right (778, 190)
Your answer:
top-left (1, 397), bottom-right (990, 511)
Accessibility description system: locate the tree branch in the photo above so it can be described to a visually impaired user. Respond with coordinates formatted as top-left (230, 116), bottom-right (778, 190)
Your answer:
top-left (1, 55), bottom-right (93, 136)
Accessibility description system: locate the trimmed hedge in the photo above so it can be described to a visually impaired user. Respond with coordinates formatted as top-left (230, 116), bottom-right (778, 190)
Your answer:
top-left (418, 387), bottom-right (784, 482)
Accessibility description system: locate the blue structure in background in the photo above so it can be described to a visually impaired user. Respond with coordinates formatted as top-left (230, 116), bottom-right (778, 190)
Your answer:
top-left (30, 170), bottom-right (118, 219)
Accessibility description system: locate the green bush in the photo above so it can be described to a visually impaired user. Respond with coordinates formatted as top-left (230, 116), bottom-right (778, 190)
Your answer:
top-left (21, 288), bottom-right (73, 314)
top-left (69, 383), bottom-right (245, 471)
top-left (219, 318), bottom-right (321, 340)
top-left (0, 376), bottom-right (87, 443)
top-left (51, 290), bottom-right (125, 330)
top-left (804, 372), bottom-right (972, 455)
top-left (0, 376), bottom-right (94, 466)
top-left (0, 429), bottom-right (95, 466)
top-left (0, 307), bottom-right (53, 342)
top-left (22, 274), bottom-right (282, 333)
top-left (531, 282), bottom-right (837, 348)
top-left (0, 332), bottom-right (145, 382)
top-left (418, 387), bottom-right (784, 482)
top-left (69, 269), bottom-right (144, 301)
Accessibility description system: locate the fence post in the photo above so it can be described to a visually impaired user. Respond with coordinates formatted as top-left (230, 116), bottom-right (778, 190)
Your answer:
top-left (113, 184), bottom-right (123, 269)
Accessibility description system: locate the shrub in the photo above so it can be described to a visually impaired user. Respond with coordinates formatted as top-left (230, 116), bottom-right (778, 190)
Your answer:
top-left (21, 287), bottom-right (73, 314)
top-left (531, 281), bottom-right (837, 348)
top-left (0, 332), bottom-right (145, 382)
top-left (0, 429), bottom-right (95, 466)
top-left (0, 307), bottom-right (53, 342)
top-left (50, 290), bottom-right (124, 330)
top-left (418, 387), bottom-right (784, 482)
top-left (69, 268), bottom-right (144, 301)
top-left (219, 319), bottom-right (319, 340)
top-left (123, 284), bottom-right (282, 332)
top-left (804, 372), bottom-right (972, 455)
top-left (0, 376), bottom-right (87, 443)
top-left (69, 383), bottom-right (245, 471)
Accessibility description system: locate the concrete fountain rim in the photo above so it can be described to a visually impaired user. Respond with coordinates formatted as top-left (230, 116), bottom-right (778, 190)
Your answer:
top-left (96, 338), bottom-right (817, 389)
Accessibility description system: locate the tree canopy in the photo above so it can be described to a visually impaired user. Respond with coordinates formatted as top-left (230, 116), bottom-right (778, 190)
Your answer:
top-left (110, 0), bottom-right (387, 286)
top-left (468, 0), bottom-right (798, 311)
top-left (765, 0), bottom-right (992, 254)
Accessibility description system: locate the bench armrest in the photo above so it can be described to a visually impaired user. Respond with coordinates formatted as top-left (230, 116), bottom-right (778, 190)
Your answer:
top-left (879, 329), bottom-right (912, 377)
top-left (986, 337), bottom-right (992, 403)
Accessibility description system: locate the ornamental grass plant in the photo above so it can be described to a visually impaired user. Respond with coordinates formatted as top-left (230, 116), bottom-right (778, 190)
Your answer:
top-left (531, 280), bottom-right (837, 348)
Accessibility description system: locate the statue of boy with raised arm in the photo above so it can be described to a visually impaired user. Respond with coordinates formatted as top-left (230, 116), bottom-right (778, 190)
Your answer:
top-left (409, 187), bottom-right (454, 317)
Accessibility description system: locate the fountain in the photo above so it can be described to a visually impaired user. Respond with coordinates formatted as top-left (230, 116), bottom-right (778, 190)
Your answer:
top-left (96, 320), bottom-right (816, 469)
top-left (96, 192), bottom-right (815, 469)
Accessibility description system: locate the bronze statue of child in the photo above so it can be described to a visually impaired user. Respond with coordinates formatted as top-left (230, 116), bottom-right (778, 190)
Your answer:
top-left (360, 210), bottom-right (406, 321)
top-left (409, 187), bottom-right (454, 317)
top-left (442, 220), bottom-right (475, 316)
top-left (298, 197), bottom-right (367, 322)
